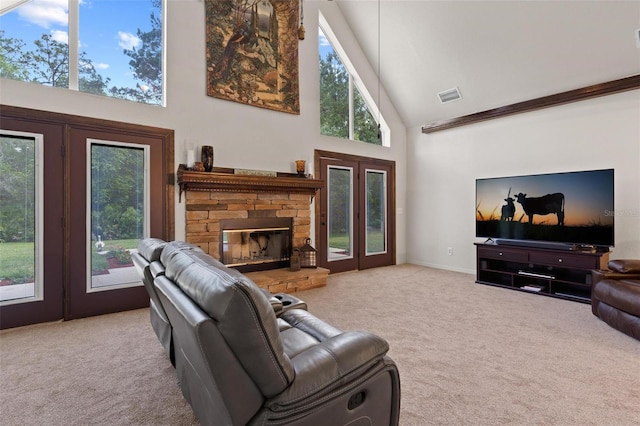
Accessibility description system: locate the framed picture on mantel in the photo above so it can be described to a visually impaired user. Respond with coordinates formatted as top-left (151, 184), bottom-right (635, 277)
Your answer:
top-left (205, 0), bottom-right (300, 115)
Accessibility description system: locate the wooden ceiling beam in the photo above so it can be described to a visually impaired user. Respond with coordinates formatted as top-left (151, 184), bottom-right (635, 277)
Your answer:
top-left (421, 74), bottom-right (640, 134)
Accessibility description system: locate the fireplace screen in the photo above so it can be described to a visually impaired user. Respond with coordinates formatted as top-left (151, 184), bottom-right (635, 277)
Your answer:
top-left (220, 218), bottom-right (292, 272)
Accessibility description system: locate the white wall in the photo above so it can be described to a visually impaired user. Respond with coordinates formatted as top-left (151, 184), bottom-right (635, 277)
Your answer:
top-left (0, 1), bottom-right (408, 264)
top-left (407, 91), bottom-right (640, 274)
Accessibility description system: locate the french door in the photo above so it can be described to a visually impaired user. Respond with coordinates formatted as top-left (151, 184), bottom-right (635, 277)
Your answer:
top-left (0, 106), bottom-right (173, 329)
top-left (0, 122), bottom-right (65, 328)
top-left (66, 128), bottom-right (167, 320)
top-left (316, 151), bottom-right (395, 273)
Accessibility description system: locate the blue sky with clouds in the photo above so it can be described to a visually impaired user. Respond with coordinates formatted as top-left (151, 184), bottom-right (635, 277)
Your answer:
top-left (318, 27), bottom-right (332, 60)
top-left (1, 0), bottom-right (158, 89)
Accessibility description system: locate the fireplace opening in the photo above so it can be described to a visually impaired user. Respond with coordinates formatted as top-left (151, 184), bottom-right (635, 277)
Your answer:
top-left (220, 218), bottom-right (292, 273)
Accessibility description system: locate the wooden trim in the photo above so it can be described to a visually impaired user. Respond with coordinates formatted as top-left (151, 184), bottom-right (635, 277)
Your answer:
top-left (1, 105), bottom-right (170, 136)
top-left (0, 105), bottom-right (176, 326)
top-left (176, 164), bottom-right (324, 201)
top-left (314, 150), bottom-right (396, 273)
top-left (421, 74), bottom-right (640, 134)
top-left (315, 149), bottom-right (396, 166)
top-left (0, 118), bottom-right (66, 329)
top-left (0, 104), bottom-right (175, 240)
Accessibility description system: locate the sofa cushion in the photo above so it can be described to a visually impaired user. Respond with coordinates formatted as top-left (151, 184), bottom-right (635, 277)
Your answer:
top-left (162, 248), bottom-right (295, 397)
top-left (137, 238), bottom-right (167, 262)
top-left (593, 301), bottom-right (640, 341)
top-left (278, 309), bottom-right (342, 358)
top-left (159, 240), bottom-right (203, 265)
top-left (593, 278), bottom-right (640, 318)
top-left (608, 259), bottom-right (640, 274)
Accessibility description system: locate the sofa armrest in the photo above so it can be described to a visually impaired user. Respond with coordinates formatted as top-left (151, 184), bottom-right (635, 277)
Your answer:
top-left (259, 290), bottom-right (308, 315)
top-left (272, 293), bottom-right (308, 313)
top-left (265, 331), bottom-right (389, 410)
top-left (592, 269), bottom-right (640, 285)
top-left (259, 288), bottom-right (284, 314)
top-left (149, 260), bottom-right (165, 278)
top-left (269, 296), bottom-right (284, 314)
top-left (608, 259), bottom-right (640, 274)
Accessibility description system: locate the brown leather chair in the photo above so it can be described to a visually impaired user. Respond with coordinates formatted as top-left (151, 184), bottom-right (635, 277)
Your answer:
top-left (591, 259), bottom-right (640, 341)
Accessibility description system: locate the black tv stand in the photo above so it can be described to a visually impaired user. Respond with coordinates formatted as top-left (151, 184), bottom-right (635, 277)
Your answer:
top-left (495, 239), bottom-right (574, 251)
top-left (475, 243), bottom-right (610, 303)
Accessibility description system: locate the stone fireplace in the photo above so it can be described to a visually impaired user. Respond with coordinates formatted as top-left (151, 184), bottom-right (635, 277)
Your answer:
top-left (220, 217), bottom-right (292, 272)
top-left (177, 165), bottom-right (328, 293)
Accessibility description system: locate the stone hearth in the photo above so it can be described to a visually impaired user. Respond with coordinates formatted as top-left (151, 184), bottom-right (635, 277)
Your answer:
top-left (245, 267), bottom-right (330, 294)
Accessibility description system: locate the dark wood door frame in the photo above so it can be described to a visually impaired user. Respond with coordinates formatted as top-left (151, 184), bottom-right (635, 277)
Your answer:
top-left (66, 127), bottom-right (171, 320)
top-left (0, 105), bottom-right (175, 328)
top-left (0, 118), bottom-right (65, 329)
top-left (314, 150), bottom-right (396, 273)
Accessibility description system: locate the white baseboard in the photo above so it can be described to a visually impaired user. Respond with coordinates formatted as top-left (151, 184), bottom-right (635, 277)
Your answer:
top-left (406, 260), bottom-right (475, 276)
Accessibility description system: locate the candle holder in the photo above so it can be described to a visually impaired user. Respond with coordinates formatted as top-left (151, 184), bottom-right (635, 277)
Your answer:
top-left (295, 160), bottom-right (306, 176)
top-left (299, 238), bottom-right (317, 268)
top-left (202, 146), bottom-right (214, 172)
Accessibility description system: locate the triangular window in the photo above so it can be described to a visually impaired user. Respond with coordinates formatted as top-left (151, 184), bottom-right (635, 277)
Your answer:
top-left (319, 13), bottom-right (389, 146)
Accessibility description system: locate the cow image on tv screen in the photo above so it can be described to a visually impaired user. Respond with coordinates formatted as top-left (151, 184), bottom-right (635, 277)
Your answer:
top-left (515, 192), bottom-right (565, 226)
top-left (476, 169), bottom-right (615, 248)
top-left (499, 188), bottom-right (516, 222)
top-left (501, 197), bottom-right (516, 222)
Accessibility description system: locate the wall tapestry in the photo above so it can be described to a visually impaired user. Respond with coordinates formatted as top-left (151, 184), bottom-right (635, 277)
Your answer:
top-left (205, 0), bottom-right (300, 114)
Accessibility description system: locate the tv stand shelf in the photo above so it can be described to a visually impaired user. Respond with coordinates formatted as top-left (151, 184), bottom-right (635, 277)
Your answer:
top-left (475, 243), bottom-right (610, 303)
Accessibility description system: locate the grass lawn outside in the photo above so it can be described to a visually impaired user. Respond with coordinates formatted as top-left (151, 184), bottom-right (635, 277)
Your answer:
top-left (0, 239), bottom-right (140, 284)
top-left (329, 230), bottom-right (384, 254)
top-left (93, 239), bottom-right (139, 273)
top-left (0, 242), bottom-right (35, 284)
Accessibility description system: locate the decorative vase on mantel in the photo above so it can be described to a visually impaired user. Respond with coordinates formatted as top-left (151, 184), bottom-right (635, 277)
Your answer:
top-left (201, 146), bottom-right (214, 172)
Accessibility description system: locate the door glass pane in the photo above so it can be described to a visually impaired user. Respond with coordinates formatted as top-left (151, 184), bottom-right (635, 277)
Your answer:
top-left (365, 169), bottom-right (387, 255)
top-left (0, 133), bottom-right (43, 304)
top-left (327, 166), bottom-right (353, 261)
top-left (89, 141), bottom-right (148, 291)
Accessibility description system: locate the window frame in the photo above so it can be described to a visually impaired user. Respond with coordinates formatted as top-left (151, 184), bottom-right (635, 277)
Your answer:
top-left (364, 168), bottom-right (388, 256)
top-left (1, 0), bottom-right (166, 106)
top-left (85, 138), bottom-right (151, 294)
top-left (0, 130), bottom-right (45, 306)
top-left (319, 12), bottom-right (390, 147)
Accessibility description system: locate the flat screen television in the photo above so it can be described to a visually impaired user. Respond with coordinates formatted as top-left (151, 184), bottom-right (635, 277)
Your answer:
top-left (476, 169), bottom-right (614, 250)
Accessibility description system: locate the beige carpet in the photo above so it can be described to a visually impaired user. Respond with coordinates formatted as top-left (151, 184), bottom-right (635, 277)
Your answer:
top-left (1, 264), bottom-right (639, 425)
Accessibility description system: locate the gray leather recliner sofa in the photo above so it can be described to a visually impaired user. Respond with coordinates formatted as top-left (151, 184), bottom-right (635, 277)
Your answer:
top-left (132, 239), bottom-right (309, 366)
top-left (132, 238), bottom-right (206, 365)
top-left (131, 238), bottom-right (173, 362)
top-left (144, 239), bottom-right (400, 425)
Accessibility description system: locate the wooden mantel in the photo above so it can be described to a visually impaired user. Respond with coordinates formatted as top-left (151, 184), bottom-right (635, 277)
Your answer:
top-left (177, 164), bottom-right (324, 202)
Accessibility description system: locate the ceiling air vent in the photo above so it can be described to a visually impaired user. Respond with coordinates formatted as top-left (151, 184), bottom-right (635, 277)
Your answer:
top-left (437, 87), bottom-right (462, 104)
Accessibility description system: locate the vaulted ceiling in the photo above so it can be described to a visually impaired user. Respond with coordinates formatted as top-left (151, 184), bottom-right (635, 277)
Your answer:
top-left (334, 0), bottom-right (640, 129)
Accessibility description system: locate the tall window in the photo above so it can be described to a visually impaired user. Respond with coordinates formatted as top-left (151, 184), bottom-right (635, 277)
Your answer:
top-left (0, 132), bottom-right (44, 305)
top-left (318, 13), bottom-right (389, 146)
top-left (0, 0), bottom-right (164, 105)
top-left (89, 141), bottom-right (148, 292)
